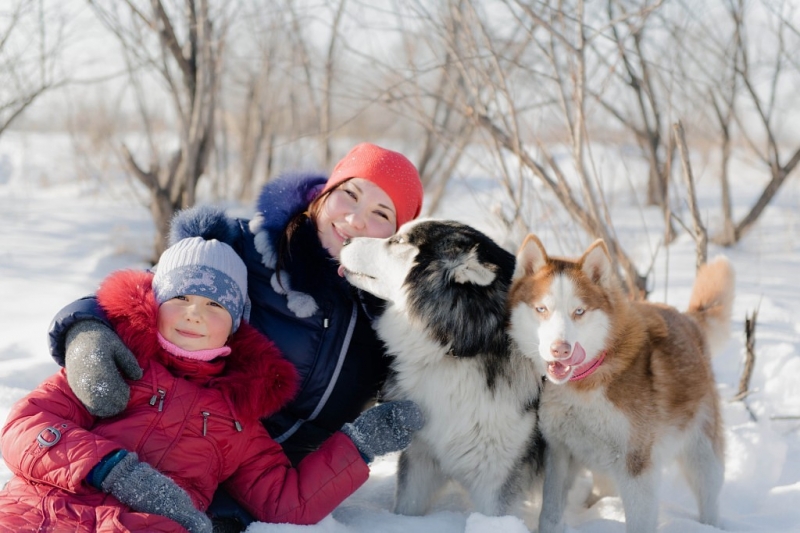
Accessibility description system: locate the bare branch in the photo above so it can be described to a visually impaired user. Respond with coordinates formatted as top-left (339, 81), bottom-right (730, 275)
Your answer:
top-left (148, 0), bottom-right (195, 85)
top-left (0, 0), bottom-right (68, 135)
top-left (733, 305), bottom-right (759, 422)
top-left (87, 0), bottom-right (226, 257)
top-left (673, 121), bottom-right (707, 269)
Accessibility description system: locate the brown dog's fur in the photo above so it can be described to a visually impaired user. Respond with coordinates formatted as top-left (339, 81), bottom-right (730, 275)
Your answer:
top-left (508, 235), bottom-right (733, 533)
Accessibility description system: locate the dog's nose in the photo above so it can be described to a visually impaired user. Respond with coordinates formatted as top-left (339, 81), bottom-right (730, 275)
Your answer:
top-left (342, 238), bottom-right (351, 247)
top-left (550, 341), bottom-right (571, 360)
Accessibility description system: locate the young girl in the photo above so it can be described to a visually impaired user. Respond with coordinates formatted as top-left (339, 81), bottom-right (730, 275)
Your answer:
top-left (0, 237), bottom-right (422, 532)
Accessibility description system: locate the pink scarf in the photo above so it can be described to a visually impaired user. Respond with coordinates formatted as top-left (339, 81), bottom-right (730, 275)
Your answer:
top-left (157, 332), bottom-right (232, 362)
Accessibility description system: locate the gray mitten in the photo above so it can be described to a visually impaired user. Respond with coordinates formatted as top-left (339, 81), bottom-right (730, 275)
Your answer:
top-left (340, 400), bottom-right (425, 462)
top-left (102, 452), bottom-right (212, 533)
top-left (65, 320), bottom-right (143, 417)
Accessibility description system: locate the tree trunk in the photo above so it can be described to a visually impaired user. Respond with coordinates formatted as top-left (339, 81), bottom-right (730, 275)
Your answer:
top-left (150, 190), bottom-right (175, 261)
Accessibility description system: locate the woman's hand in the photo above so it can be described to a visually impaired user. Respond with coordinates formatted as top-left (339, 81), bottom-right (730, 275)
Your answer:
top-left (65, 321), bottom-right (142, 417)
top-left (340, 400), bottom-right (424, 462)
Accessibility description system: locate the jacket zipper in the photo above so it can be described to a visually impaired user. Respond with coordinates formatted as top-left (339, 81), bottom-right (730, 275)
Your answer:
top-left (274, 302), bottom-right (357, 444)
top-left (200, 411), bottom-right (243, 436)
top-left (149, 389), bottom-right (166, 412)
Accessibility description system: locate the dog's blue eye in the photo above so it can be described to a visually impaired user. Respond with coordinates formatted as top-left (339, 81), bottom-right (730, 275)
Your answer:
top-left (574, 308), bottom-right (585, 316)
top-left (535, 306), bottom-right (546, 313)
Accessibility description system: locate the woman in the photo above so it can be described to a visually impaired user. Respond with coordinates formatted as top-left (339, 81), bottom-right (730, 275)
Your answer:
top-left (47, 142), bottom-right (424, 528)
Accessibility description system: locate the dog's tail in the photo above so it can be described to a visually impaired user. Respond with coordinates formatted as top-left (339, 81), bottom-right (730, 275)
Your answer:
top-left (687, 256), bottom-right (735, 357)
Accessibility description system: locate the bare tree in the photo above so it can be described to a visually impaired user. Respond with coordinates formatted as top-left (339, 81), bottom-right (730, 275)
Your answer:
top-left (673, 121), bottom-right (707, 269)
top-left (222, 0), bottom-right (477, 200)
top-left (705, 0), bottom-right (742, 245)
top-left (218, 0), bottom-right (357, 199)
top-left (88, 0), bottom-right (231, 259)
top-left (278, 0), bottom-right (348, 168)
top-left (393, 0), bottom-right (659, 294)
top-left (579, 1), bottom-right (669, 204)
top-left (0, 0), bottom-right (68, 136)
top-left (586, 0), bottom-right (676, 241)
top-left (220, 2), bottom-right (290, 201)
top-left (719, 0), bottom-right (800, 243)
top-left (319, 0), bottom-right (347, 167)
top-left (64, 0), bottom-right (800, 269)
top-left (685, 0), bottom-right (800, 245)
top-left (376, 0), bottom-right (479, 209)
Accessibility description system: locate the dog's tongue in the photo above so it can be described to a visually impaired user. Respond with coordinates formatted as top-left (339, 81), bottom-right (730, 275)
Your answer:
top-left (547, 342), bottom-right (587, 382)
top-left (566, 342), bottom-right (586, 366)
top-left (337, 265), bottom-right (345, 277)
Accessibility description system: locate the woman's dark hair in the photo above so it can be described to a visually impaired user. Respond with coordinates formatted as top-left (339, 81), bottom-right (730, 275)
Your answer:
top-left (274, 188), bottom-right (334, 286)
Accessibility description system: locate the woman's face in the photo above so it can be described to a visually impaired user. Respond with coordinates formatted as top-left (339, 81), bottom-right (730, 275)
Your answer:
top-left (157, 294), bottom-right (233, 351)
top-left (316, 177), bottom-right (397, 259)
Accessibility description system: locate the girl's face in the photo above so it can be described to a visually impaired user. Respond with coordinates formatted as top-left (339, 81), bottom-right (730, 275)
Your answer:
top-left (316, 177), bottom-right (397, 259)
top-left (157, 294), bottom-right (233, 351)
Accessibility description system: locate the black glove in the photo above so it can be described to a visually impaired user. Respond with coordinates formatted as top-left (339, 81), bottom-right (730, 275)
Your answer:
top-left (101, 452), bottom-right (212, 533)
top-left (65, 320), bottom-right (143, 417)
top-left (340, 400), bottom-right (425, 462)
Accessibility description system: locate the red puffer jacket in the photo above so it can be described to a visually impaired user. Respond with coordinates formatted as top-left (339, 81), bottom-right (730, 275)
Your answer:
top-left (0, 270), bottom-right (369, 532)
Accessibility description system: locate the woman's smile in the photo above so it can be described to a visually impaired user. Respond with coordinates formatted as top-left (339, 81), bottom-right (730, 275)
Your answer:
top-left (316, 178), bottom-right (397, 259)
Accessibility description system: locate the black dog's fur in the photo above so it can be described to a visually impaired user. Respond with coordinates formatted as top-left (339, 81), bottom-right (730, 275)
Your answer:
top-left (339, 219), bottom-right (544, 519)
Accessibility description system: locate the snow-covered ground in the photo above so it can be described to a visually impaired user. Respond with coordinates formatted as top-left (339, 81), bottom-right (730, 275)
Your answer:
top-left (1, 131), bottom-right (798, 532)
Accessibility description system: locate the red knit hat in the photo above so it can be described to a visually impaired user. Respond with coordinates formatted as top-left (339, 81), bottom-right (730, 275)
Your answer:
top-left (322, 142), bottom-right (423, 228)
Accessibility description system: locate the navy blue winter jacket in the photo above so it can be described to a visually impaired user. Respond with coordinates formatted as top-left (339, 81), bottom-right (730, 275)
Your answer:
top-left (49, 173), bottom-right (391, 459)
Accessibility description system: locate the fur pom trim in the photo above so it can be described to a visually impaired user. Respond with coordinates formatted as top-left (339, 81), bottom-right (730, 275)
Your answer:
top-left (269, 271), bottom-right (318, 318)
top-left (270, 272), bottom-right (289, 295)
top-left (251, 214), bottom-right (277, 269)
top-left (169, 205), bottom-right (239, 246)
top-left (97, 270), bottom-right (162, 363)
top-left (249, 173), bottom-right (329, 317)
top-left (286, 291), bottom-right (318, 318)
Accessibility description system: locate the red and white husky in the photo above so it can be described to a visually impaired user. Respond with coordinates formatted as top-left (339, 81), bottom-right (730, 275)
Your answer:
top-left (508, 235), bottom-right (733, 533)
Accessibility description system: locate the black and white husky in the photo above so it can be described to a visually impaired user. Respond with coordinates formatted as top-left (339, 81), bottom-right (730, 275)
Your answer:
top-left (338, 219), bottom-right (544, 519)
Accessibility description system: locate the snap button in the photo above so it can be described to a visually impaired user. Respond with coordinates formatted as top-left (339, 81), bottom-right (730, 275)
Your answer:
top-left (37, 427), bottom-right (62, 447)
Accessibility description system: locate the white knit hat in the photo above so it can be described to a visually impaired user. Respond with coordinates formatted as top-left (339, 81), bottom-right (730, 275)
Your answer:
top-left (153, 237), bottom-right (248, 332)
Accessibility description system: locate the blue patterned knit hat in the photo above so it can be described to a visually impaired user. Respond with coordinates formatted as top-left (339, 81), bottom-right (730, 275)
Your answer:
top-left (153, 237), bottom-right (248, 332)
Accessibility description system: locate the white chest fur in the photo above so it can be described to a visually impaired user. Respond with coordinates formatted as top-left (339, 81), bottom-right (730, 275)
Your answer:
top-left (379, 309), bottom-right (539, 485)
top-left (540, 384), bottom-right (631, 472)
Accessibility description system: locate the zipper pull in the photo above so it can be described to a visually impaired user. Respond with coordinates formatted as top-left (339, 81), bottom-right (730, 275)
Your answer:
top-left (323, 318), bottom-right (329, 329)
top-left (234, 420), bottom-right (242, 432)
top-left (202, 411), bottom-right (210, 436)
top-left (157, 389), bottom-right (166, 412)
top-left (149, 394), bottom-right (157, 406)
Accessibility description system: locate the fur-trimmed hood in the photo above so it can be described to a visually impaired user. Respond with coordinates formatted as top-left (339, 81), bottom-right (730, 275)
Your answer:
top-left (96, 269), bottom-right (299, 422)
top-left (170, 172), bottom-right (352, 318)
top-left (250, 172), bottom-right (328, 270)
top-left (252, 173), bottom-right (353, 315)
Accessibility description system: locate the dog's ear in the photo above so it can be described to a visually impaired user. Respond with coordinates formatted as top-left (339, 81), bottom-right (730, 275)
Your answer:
top-left (514, 234), bottom-right (548, 279)
top-left (450, 246), bottom-right (497, 286)
top-left (580, 239), bottom-right (613, 287)
top-left (413, 255), bottom-right (510, 359)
